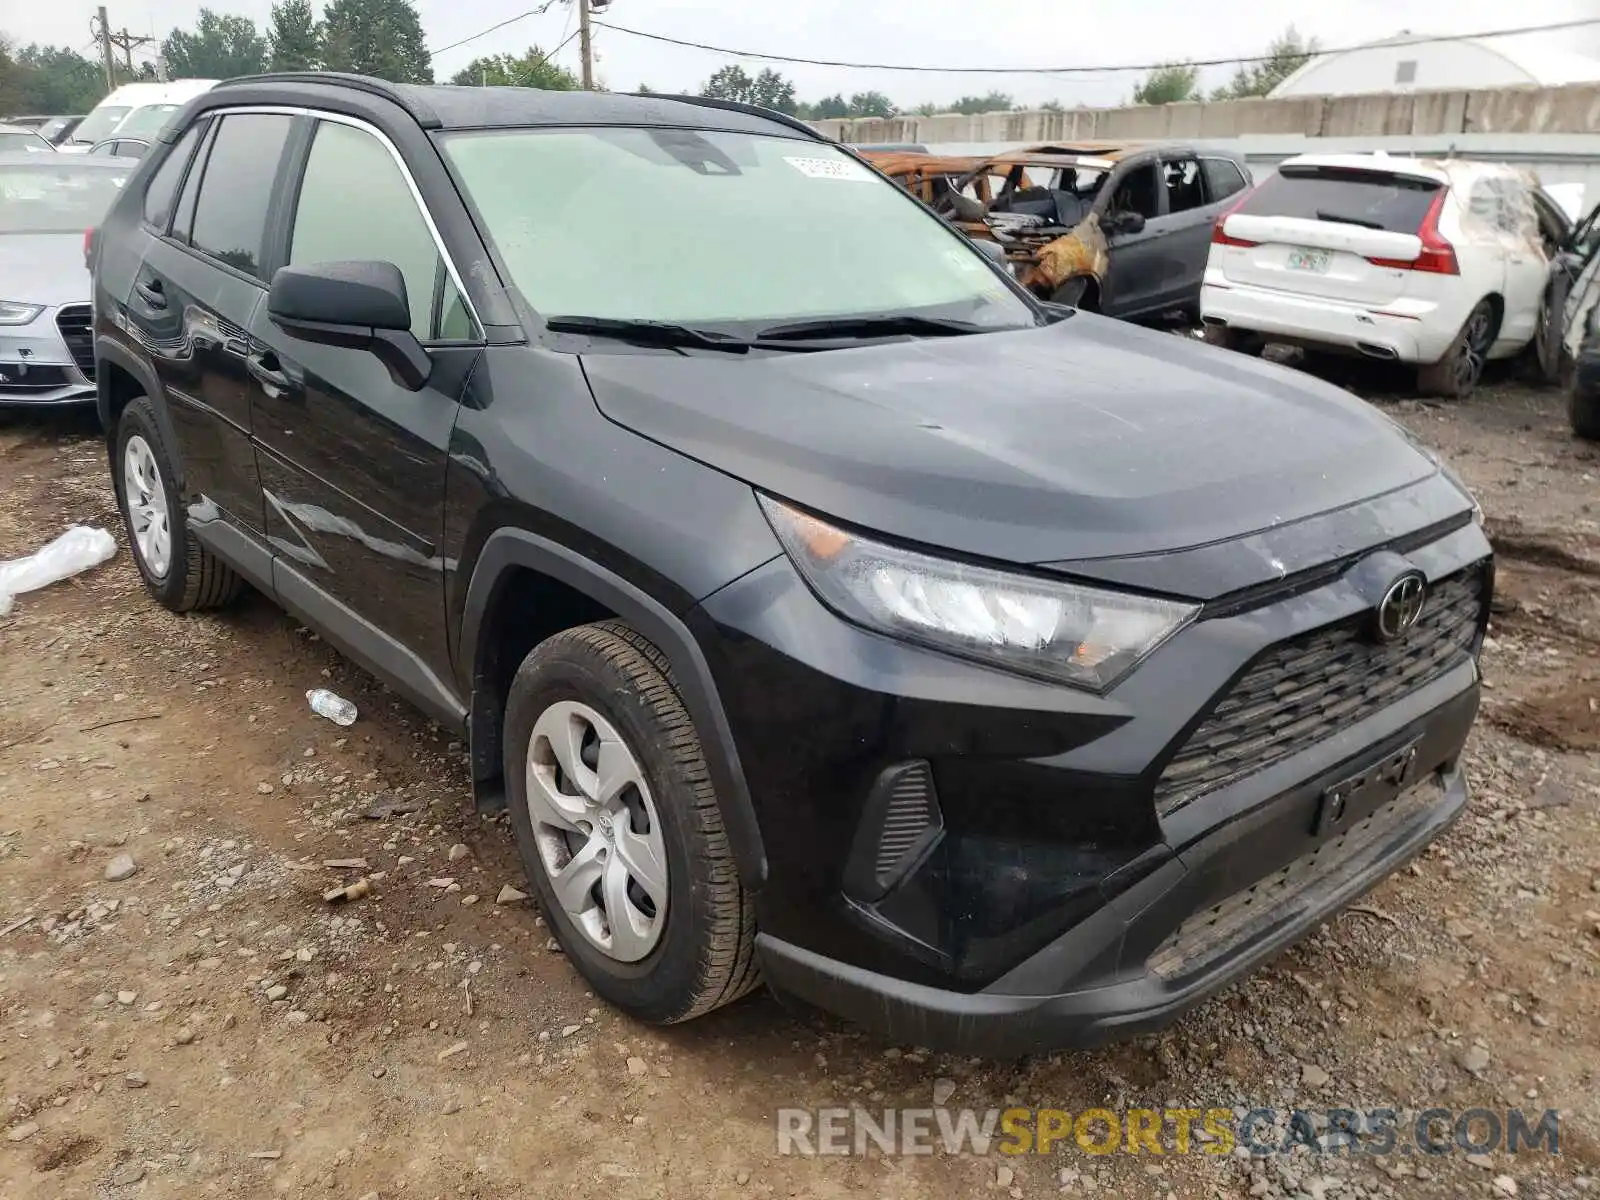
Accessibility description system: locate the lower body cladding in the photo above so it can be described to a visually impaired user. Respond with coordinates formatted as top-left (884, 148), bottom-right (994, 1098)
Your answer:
top-left (693, 523), bottom-right (1491, 1056)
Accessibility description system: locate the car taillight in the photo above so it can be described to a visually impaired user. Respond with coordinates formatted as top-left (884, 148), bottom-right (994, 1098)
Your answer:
top-left (1211, 187), bottom-right (1259, 248)
top-left (1367, 189), bottom-right (1459, 275)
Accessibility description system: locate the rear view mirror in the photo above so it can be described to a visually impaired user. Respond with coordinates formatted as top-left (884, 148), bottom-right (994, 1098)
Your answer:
top-left (267, 261), bottom-right (431, 391)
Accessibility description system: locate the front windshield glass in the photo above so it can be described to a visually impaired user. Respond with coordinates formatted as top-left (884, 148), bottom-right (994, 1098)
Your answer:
top-left (114, 104), bottom-right (180, 139)
top-left (71, 105), bottom-right (132, 145)
top-left (0, 163), bottom-right (129, 233)
top-left (441, 127), bottom-right (1034, 330)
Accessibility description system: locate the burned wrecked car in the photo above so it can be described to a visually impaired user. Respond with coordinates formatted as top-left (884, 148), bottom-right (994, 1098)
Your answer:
top-left (865, 142), bottom-right (1252, 321)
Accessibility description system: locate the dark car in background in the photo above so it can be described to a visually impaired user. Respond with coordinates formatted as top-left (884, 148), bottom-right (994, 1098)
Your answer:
top-left (5, 115), bottom-right (85, 145)
top-left (866, 142), bottom-right (1253, 321)
top-left (92, 74), bottom-right (1489, 1055)
top-left (0, 153), bottom-right (132, 405)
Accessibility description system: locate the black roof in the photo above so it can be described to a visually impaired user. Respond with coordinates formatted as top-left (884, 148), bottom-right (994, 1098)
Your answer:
top-left (211, 73), bottom-right (825, 141)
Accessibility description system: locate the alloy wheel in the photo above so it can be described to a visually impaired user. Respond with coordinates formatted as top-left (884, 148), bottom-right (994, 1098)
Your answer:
top-left (123, 434), bottom-right (171, 580)
top-left (525, 699), bottom-right (669, 962)
top-left (1456, 304), bottom-right (1494, 392)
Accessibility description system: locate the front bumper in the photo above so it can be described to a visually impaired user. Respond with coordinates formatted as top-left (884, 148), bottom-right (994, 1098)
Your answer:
top-left (0, 305), bottom-right (96, 406)
top-left (694, 485), bottom-right (1489, 1053)
top-left (756, 687), bottom-right (1472, 1056)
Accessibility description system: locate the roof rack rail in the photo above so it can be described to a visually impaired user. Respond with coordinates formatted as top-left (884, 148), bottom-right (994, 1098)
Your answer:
top-left (211, 72), bottom-right (442, 128)
top-left (630, 93), bottom-right (829, 143)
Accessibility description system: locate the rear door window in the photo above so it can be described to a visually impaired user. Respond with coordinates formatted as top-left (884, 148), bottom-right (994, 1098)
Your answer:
top-left (1236, 167), bottom-right (1440, 233)
top-left (187, 112), bottom-right (294, 279)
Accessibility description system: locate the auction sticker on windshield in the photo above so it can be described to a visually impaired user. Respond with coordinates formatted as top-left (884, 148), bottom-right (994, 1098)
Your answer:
top-left (784, 156), bottom-right (874, 182)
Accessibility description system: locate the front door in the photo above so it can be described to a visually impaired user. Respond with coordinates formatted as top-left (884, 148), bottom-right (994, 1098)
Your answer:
top-left (1097, 160), bottom-right (1168, 318)
top-left (128, 112), bottom-right (296, 535)
top-left (247, 115), bottom-right (481, 688)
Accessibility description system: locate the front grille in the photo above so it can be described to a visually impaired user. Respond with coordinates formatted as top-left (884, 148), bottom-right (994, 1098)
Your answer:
top-left (1154, 566), bottom-right (1486, 818)
top-left (55, 305), bottom-right (94, 379)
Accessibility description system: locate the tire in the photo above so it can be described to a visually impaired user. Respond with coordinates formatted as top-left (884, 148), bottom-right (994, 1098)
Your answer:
top-left (1417, 299), bottom-right (1497, 399)
top-left (1519, 277), bottom-right (1566, 387)
top-left (503, 620), bottom-right (759, 1024)
top-left (1572, 381), bottom-right (1600, 441)
top-left (1201, 324), bottom-right (1265, 356)
top-left (112, 396), bottom-right (242, 613)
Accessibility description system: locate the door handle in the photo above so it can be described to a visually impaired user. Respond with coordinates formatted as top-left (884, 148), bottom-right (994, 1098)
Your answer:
top-left (246, 349), bottom-right (296, 398)
top-left (133, 277), bottom-right (166, 310)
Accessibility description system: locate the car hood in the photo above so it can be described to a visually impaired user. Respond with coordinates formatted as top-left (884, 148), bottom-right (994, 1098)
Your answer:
top-left (580, 315), bottom-right (1438, 569)
top-left (0, 234), bottom-right (89, 308)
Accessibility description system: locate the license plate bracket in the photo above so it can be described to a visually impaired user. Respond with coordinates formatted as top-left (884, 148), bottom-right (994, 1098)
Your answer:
top-left (1287, 247), bottom-right (1332, 274)
top-left (1314, 739), bottom-right (1420, 837)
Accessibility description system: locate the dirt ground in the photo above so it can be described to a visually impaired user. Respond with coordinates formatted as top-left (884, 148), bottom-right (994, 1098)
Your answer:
top-left (1, 371), bottom-right (1597, 1200)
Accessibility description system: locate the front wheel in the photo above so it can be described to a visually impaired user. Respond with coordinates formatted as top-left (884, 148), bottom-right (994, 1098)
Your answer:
top-left (1417, 300), bottom-right (1496, 399)
top-left (503, 621), bottom-right (759, 1024)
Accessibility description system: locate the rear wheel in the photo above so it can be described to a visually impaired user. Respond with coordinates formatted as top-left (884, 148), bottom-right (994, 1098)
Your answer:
top-left (503, 621), bottom-right (759, 1024)
top-left (113, 396), bottom-right (241, 613)
top-left (1417, 299), bottom-right (1496, 399)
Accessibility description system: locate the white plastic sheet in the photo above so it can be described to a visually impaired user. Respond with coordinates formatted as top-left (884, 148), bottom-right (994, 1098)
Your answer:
top-left (0, 526), bottom-right (117, 616)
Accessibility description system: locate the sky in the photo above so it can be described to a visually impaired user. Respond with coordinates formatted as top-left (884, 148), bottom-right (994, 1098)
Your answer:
top-left (7, 0), bottom-right (1600, 106)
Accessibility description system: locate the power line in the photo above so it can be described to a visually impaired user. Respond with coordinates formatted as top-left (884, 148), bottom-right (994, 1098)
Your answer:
top-left (429, 0), bottom-right (560, 57)
top-left (588, 16), bottom-right (1600, 77)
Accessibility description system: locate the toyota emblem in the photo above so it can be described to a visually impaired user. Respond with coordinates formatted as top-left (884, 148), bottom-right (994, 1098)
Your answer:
top-left (1374, 571), bottom-right (1427, 642)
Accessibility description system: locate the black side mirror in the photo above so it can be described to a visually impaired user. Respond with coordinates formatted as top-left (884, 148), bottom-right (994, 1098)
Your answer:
top-left (1106, 211), bottom-right (1146, 236)
top-left (267, 261), bottom-right (431, 391)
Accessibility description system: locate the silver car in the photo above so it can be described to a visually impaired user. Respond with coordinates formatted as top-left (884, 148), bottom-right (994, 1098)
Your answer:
top-left (0, 153), bottom-right (134, 405)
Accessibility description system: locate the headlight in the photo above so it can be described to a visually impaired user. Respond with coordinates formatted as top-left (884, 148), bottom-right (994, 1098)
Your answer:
top-left (0, 301), bottom-right (44, 325)
top-left (760, 496), bottom-right (1198, 691)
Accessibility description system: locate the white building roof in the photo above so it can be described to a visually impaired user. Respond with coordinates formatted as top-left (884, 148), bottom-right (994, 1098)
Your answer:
top-left (1270, 33), bottom-right (1600, 97)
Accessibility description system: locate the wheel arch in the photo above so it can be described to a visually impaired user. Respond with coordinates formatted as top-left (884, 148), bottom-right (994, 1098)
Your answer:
top-left (461, 527), bottom-right (768, 890)
top-left (96, 339), bottom-right (183, 486)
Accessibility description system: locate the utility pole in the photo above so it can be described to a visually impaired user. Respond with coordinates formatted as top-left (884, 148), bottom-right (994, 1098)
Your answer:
top-left (578, 0), bottom-right (593, 90)
top-left (109, 28), bottom-right (156, 74)
top-left (93, 7), bottom-right (116, 91)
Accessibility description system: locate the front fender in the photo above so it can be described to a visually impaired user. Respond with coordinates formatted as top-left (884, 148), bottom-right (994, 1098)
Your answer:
top-left (461, 527), bottom-right (769, 890)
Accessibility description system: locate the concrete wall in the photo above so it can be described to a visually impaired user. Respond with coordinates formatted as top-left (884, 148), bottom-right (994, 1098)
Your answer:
top-left (808, 81), bottom-right (1600, 146)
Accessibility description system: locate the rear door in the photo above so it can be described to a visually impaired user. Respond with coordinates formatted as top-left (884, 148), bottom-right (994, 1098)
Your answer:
top-left (247, 114), bottom-right (481, 685)
top-left (1479, 175), bottom-right (1546, 349)
top-left (126, 111), bottom-right (296, 536)
top-left (1214, 164), bottom-right (1447, 306)
top-left (1156, 153), bottom-right (1224, 310)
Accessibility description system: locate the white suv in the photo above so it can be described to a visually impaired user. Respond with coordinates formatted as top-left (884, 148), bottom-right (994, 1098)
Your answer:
top-left (1200, 154), bottom-right (1567, 397)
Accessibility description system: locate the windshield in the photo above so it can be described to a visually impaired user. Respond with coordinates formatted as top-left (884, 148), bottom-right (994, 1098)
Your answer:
top-left (441, 127), bottom-right (1033, 331)
top-left (0, 132), bottom-right (53, 154)
top-left (0, 163), bottom-right (129, 234)
top-left (70, 105), bottom-right (132, 146)
top-left (113, 104), bottom-right (180, 139)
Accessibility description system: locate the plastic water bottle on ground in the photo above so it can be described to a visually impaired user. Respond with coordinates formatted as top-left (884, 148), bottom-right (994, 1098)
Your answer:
top-left (307, 689), bottom-right (358, 726)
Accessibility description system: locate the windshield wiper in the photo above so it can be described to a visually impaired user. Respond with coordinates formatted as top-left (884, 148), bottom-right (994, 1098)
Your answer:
top-left (753, 314), bottom-right (992, 342)
top-left (1314, 209), bottom-right (1385, 231)
top-left (545, 315), bottom-right (752, 353)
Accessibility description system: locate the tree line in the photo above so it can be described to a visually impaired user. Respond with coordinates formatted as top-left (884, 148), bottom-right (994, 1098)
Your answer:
top-left (3, 14), bottom-right (1315, 121)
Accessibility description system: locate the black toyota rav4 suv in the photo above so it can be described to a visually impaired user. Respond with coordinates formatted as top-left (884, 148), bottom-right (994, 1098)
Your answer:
top-left (92, 74), bottom-right (1491, 1055)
